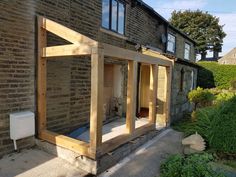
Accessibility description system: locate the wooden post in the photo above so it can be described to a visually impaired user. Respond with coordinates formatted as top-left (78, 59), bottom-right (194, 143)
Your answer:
top-left (149, 64), bottom-right (158, 124)
top-left (90, 48), bottom-right (104, 153)
top-left (38, 17), bottom-right (47, 135)
top-left (164, 66), bottom-right (172, 126)
top-left (126, 60), bottom-right (138, 134)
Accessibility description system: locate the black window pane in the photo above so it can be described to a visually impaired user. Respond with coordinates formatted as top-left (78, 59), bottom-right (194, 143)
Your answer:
top-left (102, 0), bottom-right (110, 29)
top-left (111, 0), bottom-right (118, 31)
top-left (118, 2), bottom-right (125, 34)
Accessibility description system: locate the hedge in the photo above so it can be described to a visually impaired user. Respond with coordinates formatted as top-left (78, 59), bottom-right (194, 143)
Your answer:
top-left (197, 61), bottom-right (236, 89)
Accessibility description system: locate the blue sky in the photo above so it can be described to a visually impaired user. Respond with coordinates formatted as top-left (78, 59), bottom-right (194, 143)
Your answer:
top-left (143, 0), bottom-right (236, 57)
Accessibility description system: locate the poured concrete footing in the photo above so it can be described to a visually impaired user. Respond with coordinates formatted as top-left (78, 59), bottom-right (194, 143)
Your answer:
top-left (36, 129), bottom-right (159, 175)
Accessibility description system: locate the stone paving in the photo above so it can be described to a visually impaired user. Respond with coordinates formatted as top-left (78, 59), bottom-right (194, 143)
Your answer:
top-left (0, 148), bottom-right (90, 177)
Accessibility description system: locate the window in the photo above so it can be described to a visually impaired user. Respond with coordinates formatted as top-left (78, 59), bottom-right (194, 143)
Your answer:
top-left (102, 0), bottom-right (125, 35)
top-left (184, 43), bottom-right (191, 60)
top-left (167, 33), bottom-right (176, 53)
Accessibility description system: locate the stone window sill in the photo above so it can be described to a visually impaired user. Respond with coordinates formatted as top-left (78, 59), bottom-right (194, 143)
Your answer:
top-left (100, 27), bottom-right (128, 40)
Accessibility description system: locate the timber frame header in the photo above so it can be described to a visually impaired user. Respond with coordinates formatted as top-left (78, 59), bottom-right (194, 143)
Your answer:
top-left (37, 16), bottom-right (173, 159)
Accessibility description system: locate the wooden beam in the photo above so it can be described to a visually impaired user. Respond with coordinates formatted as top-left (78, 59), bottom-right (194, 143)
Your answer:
top-left (39, 130), bottom-right (94, 159)
top-left (37, 16), bottom-right (47, 134)
top-left (42, 44), bottom-right (92, 58)
top-left (39, 16), bottom-right (97, 46)
top-left (149, 64), bottom-right (158, 124)
top-left (164, 66), bottom-right (172, 126)
top-left (103, 43), bottom-right (172, 66)
top-left (100, 123), bottom-right (155, 156)
top-left (90, 48), bottom-right (104, 154)
top-left (126, 61), bottom-right (138, 134)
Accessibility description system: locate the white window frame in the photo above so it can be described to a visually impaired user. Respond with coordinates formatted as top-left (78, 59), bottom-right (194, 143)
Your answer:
top-left (167, 33), bottom-right (176, 53)
top-left (184, 43), bottom-right (191, 60)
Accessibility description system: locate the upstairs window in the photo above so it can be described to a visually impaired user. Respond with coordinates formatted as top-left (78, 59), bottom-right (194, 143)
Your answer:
top-left (167, 33), bottom-right (176, 53)
top-left (102, 0), bottom-right (125, 35)
top-left (184, 43), bottom-right (191, 60)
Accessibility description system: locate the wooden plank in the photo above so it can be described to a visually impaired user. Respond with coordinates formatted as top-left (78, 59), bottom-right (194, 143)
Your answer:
top-left (164, 66), bottom-right (173, 126)
top-left (39, 16), bottom-right (97, 46)
top-left (103, 43), bottom-right (172, 66)
top-left (99, 123), bottom-right (155, 156)
top-left (37, 16), bottom-right (47, 134)
top-left (149, 64), bottom-right (158, 124)
top-left (39, 130), bottom-right (94, 159)
top-left (90, 48), bottom-right (104, 153)
top-left (42, 44), bottom-right (92, 58)
top-left (126, 61), bottom-right (138, 134)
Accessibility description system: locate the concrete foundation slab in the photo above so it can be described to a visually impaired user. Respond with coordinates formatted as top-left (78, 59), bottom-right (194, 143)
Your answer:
top-left (0, 148), bottom-right (89, 177)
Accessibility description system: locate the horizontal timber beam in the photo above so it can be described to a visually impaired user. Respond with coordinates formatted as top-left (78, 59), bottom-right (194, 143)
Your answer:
top-left (102, 43), bottom-right (172, 66)
top-left (42, 44), bottom-right (92, 58)
top-left (39, 130), bottom-right (95, 159)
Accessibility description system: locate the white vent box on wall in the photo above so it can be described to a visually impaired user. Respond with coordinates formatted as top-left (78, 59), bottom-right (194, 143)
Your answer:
top-left (10, 111), bottom-right (35, 150)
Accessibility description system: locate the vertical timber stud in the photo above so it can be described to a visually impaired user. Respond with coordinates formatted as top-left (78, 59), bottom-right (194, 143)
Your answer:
top-left (164, 66), bottom-right (172, 126)
top-left (149, 64), bottom-right (158, 124)
top-left (37, 17), bottom-right (47, 136)
top-left (90, 46), bottom-right (104, 156)
top-left (126, 60), bottom-right (138, 134)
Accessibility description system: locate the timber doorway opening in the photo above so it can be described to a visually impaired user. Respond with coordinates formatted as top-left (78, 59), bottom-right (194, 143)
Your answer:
top-left (37, 16), bottom-right (173, 161)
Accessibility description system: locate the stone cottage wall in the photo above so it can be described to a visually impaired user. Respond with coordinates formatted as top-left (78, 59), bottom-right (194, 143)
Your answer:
top-left (0, 0), bottom-right (197, 157)
top-left (170, 63), bottom-right (198, 122)
top-left (0, 0), bottom-right (102, 157)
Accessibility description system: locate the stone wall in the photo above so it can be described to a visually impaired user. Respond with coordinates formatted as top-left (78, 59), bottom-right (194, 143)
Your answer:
top-left (0, 0), bottom-right (197, 157)
top-left (0, 0), bottom-right (101, 157)
top-left (170, 63), bottom-right (198, 122)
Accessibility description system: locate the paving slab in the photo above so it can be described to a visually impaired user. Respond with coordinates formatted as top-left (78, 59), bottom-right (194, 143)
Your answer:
top-left (99, 129), bottom-right (183, 177)
top-left (0, 148), bottom-right (90, 177)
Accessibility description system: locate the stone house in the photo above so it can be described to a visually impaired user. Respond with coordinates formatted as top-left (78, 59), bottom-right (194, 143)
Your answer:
top-left (0, 0), bottom-right (198, 173)
top-left (218, 48), bottom-right (236, 65)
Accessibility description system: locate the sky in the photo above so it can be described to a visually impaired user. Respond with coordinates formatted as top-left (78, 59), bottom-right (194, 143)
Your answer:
top-left (143, 0), bottom-right (236, 57)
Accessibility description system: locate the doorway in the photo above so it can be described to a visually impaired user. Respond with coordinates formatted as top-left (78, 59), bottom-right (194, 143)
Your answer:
top-left (137, 64), bottom-right (150, 118)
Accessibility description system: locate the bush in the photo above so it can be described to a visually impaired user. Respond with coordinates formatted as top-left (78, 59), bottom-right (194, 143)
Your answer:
top-left (198, 62), bottom-right (236, 89)
top-left (231, 78), bottom-right (236, 90)
top-left (173, 96), bottom-right (236, 154)
top-left (160, 153), bottom-right (225, 177)
top-left (188, 87), bottom-right (215, 109)
top-left (215, 91), bottom-right (236, 104)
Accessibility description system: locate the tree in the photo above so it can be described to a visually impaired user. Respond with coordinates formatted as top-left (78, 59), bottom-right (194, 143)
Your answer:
top-left (170, 10), bottom-right (226, 60)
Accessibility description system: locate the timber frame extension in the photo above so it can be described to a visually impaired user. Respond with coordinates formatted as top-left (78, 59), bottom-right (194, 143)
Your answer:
top-left (37, 16), bottom-right (173, 160)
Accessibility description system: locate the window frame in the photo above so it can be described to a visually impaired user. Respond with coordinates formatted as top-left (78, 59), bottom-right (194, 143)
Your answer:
top-left (102, 0), bottom-right (126, 35)
top-left (167, 33), bottom-right (176, 54)
top-left (184, 42), bottom-right (191, 60)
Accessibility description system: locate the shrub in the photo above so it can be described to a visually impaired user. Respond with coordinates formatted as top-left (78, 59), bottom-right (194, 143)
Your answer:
top-left (174, 96), bottom-right (236, 154)
top-left (214, 91), bottom-right (236, 104)
top-left (231, 78), bottom-right (236, 90)
top-left (188, 87), bottom-right (215, 109)
top-left (160, 153), bottom-right (225, 177)
top-left (197, 62), bottom-right (236, 89)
